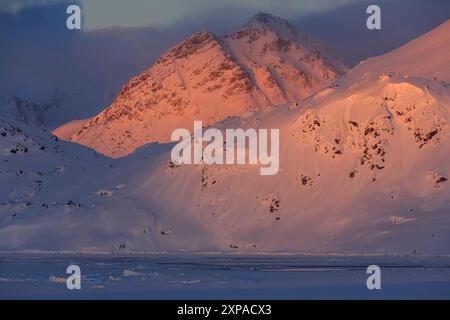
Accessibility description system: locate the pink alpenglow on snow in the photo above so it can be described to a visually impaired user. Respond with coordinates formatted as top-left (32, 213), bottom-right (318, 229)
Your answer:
top-left (54, 13), bottom-right (347, 158)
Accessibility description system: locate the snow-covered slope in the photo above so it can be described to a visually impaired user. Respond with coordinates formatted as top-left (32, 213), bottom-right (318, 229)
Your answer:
top-left (0, 115), bottom-right (207, 252)
top-left (350, 20), bottom-right (450, 83)
top-left (52, 117), bottom-right (95, 140)
top-left (55, 13), bottom-right (347, 158)
top-left (0, 115), bottom-right (180, 252)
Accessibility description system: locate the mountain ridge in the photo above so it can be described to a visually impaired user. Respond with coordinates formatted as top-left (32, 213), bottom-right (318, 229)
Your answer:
top-left (350, 19), bottom-right (450, 83)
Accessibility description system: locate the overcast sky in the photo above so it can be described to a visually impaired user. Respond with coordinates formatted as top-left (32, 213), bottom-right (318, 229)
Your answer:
top-left (0, 0), bottom-right (367, 28)
top-left (1, 0), bottom-right (449, 124)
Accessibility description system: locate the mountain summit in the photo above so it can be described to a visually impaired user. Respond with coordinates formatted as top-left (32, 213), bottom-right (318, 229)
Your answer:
top-left (244, 12), bottom-right (297, 32)
top-left (55, 13), bottom-right (347, 158)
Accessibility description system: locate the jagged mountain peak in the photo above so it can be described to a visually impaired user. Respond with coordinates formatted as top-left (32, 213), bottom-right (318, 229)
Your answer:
top-left (245, 12), bottom-right (293, 29)
top-left (55, 13), bottom-right (347, 158)
top-left (229, 12), bottom-right (300, 41)
top-left (240, 12), bottom-right (317, 45)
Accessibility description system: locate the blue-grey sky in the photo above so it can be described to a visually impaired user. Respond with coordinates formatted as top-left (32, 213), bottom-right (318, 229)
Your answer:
top-left (1, 0), bottom-right (449, 125)
top-left (0, 0), bottom-right (368, 29)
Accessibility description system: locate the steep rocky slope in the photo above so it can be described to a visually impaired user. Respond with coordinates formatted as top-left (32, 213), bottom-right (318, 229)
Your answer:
top-left (55, 13), bottom-right (347, 158)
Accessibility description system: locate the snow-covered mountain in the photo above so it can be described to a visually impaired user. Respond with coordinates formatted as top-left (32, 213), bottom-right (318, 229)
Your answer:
top-left (54, 13), bottom-right (347, 158)
top-left (0, 19), bottom-right (449, 255)
top-left (2, 72), bottom-right (449, 254)
top-left (137, 73), bottom-right (449, 253)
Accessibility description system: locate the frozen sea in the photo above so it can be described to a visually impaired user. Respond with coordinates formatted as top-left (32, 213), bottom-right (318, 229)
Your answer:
top-left (1, 254), bottom-right (450, 299)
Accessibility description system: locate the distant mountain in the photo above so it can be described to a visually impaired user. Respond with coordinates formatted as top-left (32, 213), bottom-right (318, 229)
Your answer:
top-left (55, 13), bottom-right (347, 158)
top-left (0, 96), bottom-right (54, 128)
